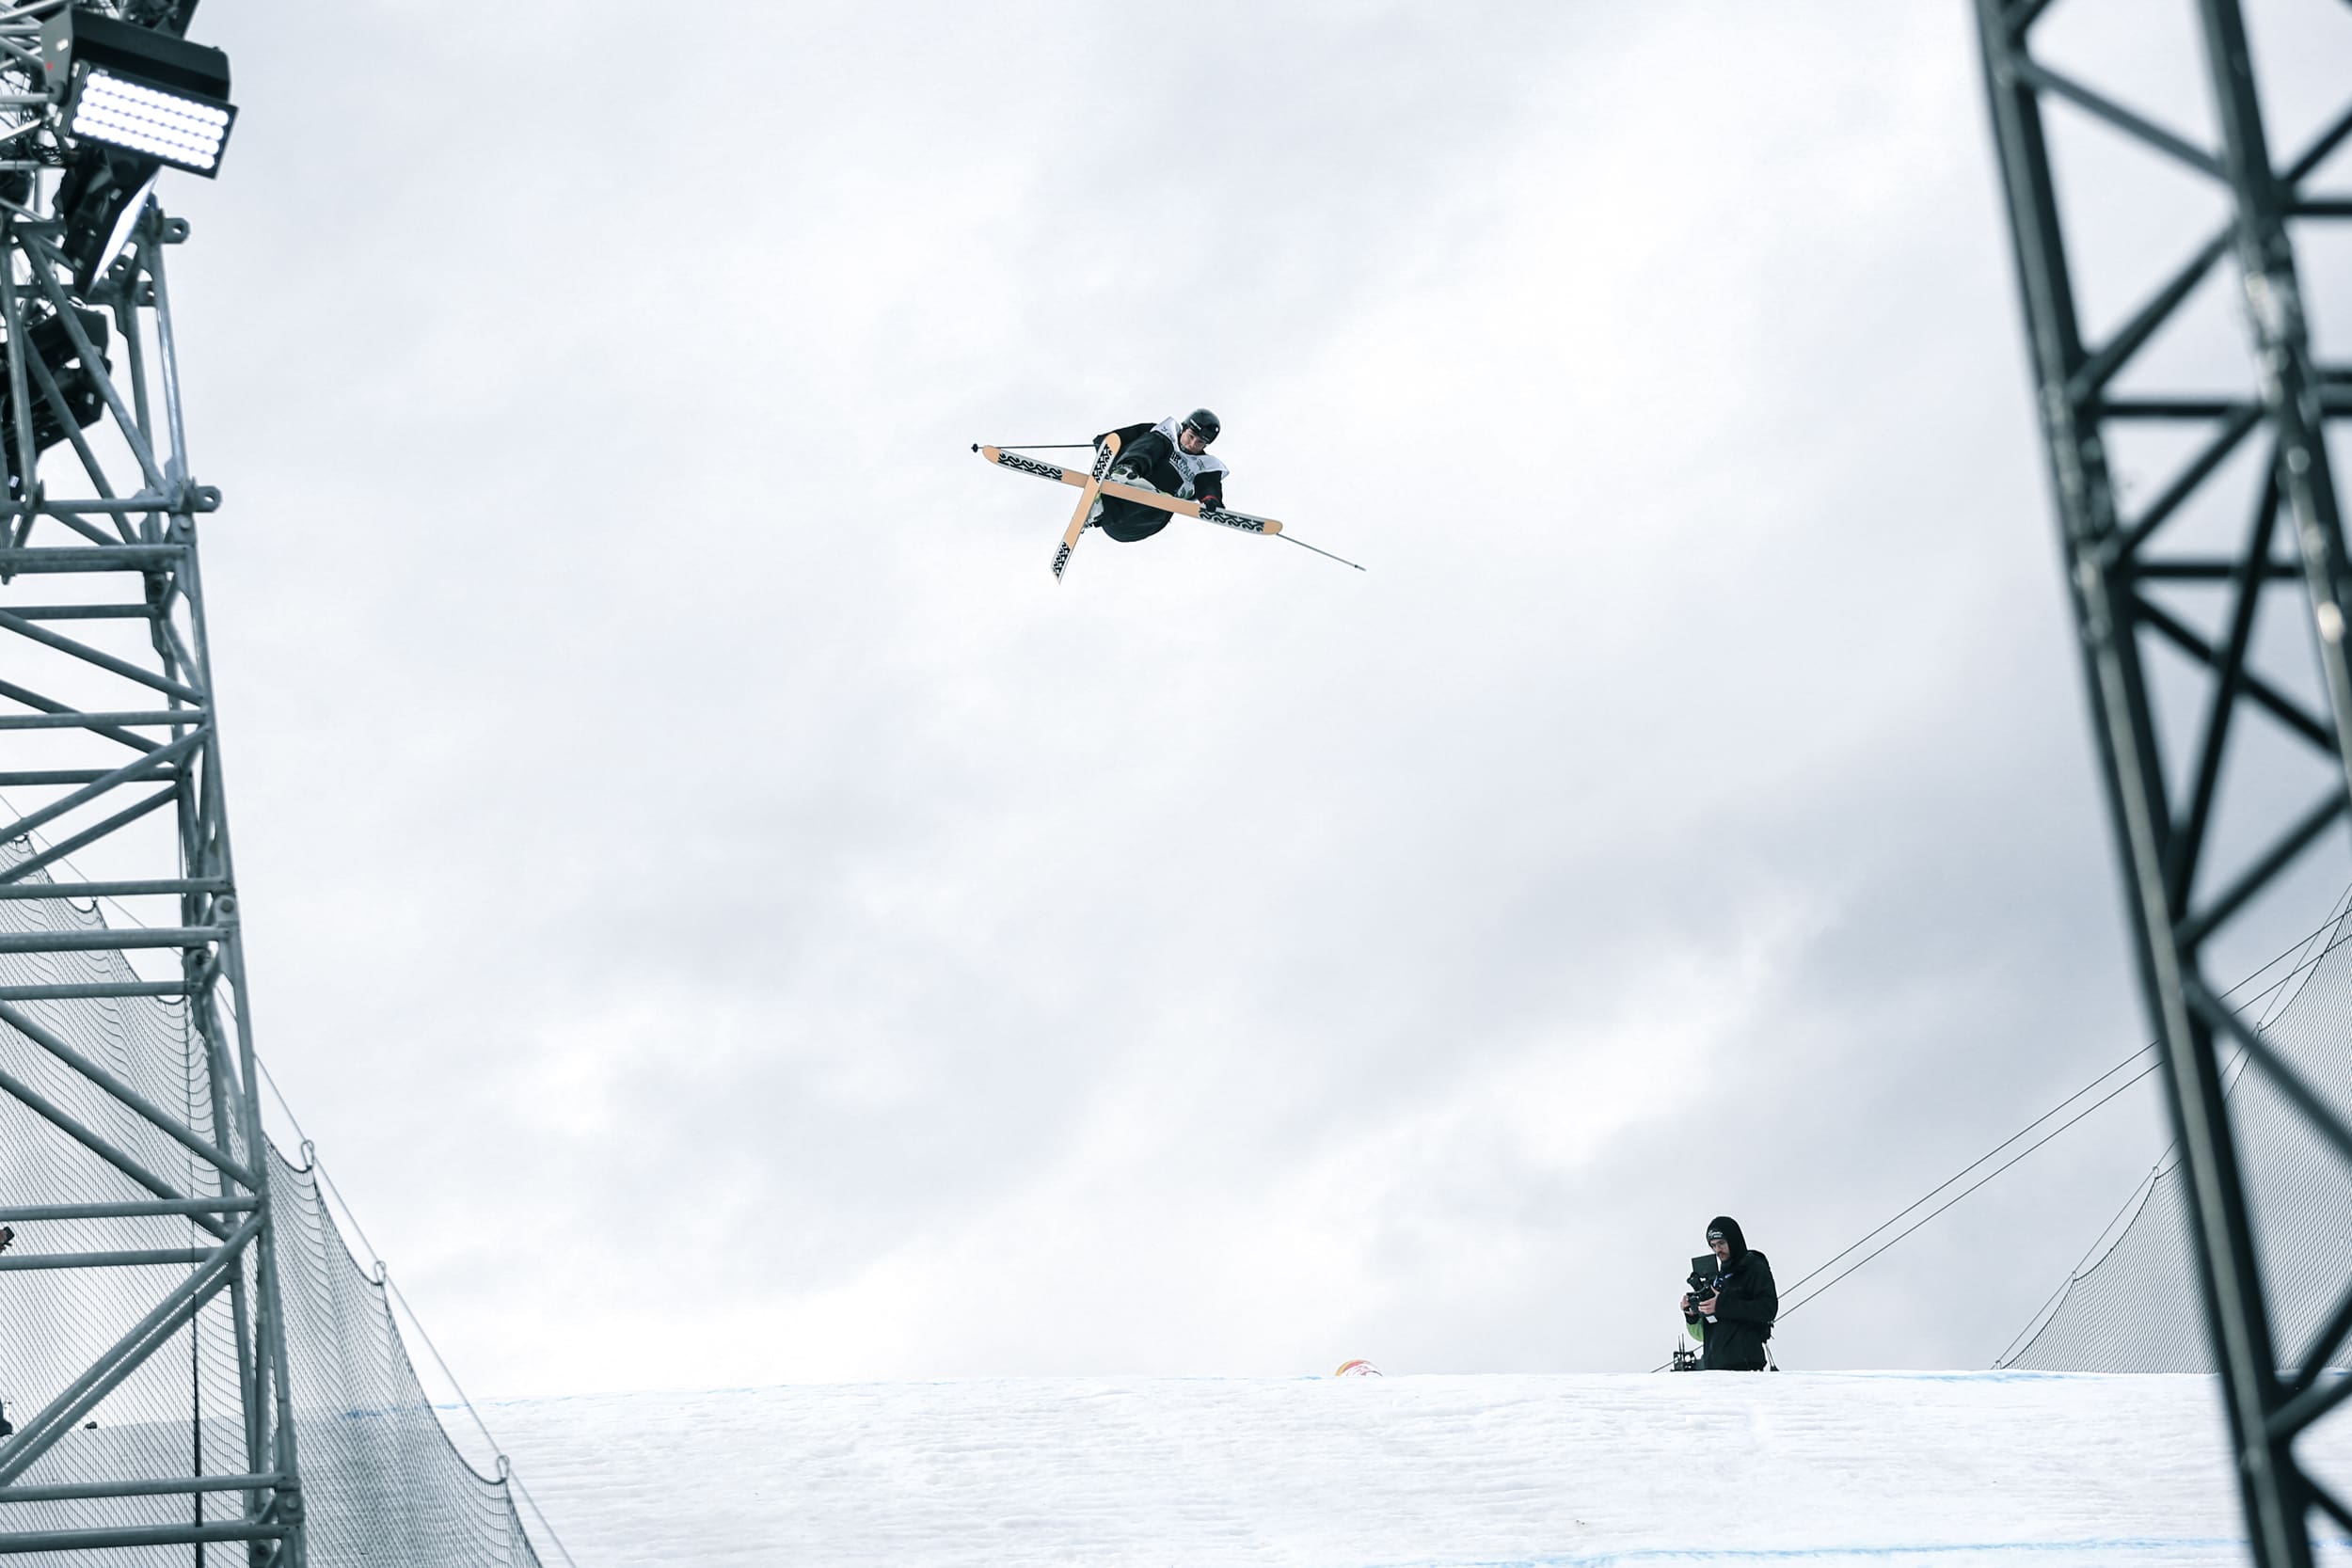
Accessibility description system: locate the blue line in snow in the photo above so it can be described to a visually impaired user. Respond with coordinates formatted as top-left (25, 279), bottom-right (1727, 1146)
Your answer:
top-left (467, 1370), bottom-right (2299, 1406)
top-left (1372, 1537), bottom-right (2352, 1568)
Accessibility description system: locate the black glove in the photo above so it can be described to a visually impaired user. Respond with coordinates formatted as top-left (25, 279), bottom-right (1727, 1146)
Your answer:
top-left (1198, 495), bottom-right (1224, 513)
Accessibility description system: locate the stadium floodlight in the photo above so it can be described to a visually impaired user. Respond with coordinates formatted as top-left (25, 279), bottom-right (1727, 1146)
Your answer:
top-left (38, 8), bottom-right (235, 176)
top-left (70, 67), bottom-right (232, 172)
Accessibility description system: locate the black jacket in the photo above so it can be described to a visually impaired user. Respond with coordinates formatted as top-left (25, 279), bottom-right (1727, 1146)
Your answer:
top-left (1097, 422), bottom-right (1226, 503)
top-left (1083, 420), bottom-right (1233, 543)
top-left (1687, 1221), bottom-right (1776, 1370)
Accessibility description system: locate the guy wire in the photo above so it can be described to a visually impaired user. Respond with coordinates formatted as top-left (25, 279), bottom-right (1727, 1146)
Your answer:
top-left (1779, 885), bottom-right (2352, 1322)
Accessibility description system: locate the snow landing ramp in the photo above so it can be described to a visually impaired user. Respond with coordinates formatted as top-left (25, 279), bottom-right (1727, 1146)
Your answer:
top-left (486, 1370), bottom-right (2352, 1567)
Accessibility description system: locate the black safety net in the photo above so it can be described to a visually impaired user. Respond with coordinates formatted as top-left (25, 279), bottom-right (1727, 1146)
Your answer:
top-left (0, 845), bottom-right (543, 1566)
top-left (2004, 907), bottom-right (2352, 1372)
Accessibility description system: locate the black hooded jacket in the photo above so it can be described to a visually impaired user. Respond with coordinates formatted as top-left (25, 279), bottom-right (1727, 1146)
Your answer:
top-left (1686, 1215), bottom-right (1777, 1370)
top-left (1088, 420), bottom-right (1229, 542)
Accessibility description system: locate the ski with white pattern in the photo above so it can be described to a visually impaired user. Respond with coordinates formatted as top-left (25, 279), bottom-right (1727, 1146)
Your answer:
top-left (976, 444), bottom-right (1286, 539)
top-left (1050, 434), bottom-right (1121, 582)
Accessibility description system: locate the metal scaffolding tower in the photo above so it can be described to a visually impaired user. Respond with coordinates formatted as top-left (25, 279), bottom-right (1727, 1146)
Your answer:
top-left (1977, 2), bottom-right (2352, 1563)
top-left (0, 6), bottom-right (301, 1561)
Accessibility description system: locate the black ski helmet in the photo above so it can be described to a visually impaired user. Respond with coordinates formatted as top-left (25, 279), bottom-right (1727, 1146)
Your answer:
top-left (1182, 407), bottom-right (1221, 446)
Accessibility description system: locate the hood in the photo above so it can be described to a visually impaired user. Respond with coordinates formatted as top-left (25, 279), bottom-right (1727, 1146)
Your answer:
top-left (1707, 1215), bottom-right (1749, 1263)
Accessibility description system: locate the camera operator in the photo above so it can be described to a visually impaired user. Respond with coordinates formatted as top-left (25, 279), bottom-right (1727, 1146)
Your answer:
top-left (1679, 1215), bottom-right (1777, 1370)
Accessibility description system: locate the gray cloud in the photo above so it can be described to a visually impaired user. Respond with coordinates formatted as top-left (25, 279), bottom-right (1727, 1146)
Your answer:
top-left (106, 0), bottom-right (2352, 1394)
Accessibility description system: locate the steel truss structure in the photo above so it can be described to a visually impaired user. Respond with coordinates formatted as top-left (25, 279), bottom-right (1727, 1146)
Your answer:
top-left (1977, 2), bottom-right (2352, 1564)
top-left (0, 47), bottom-right (303, 1568)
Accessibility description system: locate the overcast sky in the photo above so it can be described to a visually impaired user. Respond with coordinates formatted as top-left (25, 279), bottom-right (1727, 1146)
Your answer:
top-left (95, 0), bottom-right (2352, 1402)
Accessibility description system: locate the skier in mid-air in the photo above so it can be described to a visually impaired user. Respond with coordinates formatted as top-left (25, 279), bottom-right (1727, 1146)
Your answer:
top-left (973, 410), bottom-right (1362, 574)
top-left (1087, 408), bottom-right (1227, 542)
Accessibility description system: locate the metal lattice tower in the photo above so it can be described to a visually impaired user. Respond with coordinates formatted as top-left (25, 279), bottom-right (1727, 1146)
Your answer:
top-left (0, 3), bottom-right (304, 1560)
top-left (1977, 1), bottom-right (2352, 1563)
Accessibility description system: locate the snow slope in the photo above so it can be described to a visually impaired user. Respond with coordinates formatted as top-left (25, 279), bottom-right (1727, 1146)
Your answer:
top-left (483, 1371), bottom-right (2352, 1568)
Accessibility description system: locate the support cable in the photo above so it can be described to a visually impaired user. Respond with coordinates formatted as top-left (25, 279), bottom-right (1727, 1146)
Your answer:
top-left (0, 834), bottom-right (558, 1562)
top-left (1778, 894), bottom-right (2352, 1322)
top-left (1991, 1164), bottom-right (2162, 1368)
top-left (268, 1071), bottom-right (580, 1568)
top-left (1779, 1058), bottom-right (2169, 1322)
top-left (381, 1274), bottom-right (580, 1568)
top-left (1652, 896), bottom-right (2352, 1370)
top-left (1989, 888), bottom-right (2352, 1368)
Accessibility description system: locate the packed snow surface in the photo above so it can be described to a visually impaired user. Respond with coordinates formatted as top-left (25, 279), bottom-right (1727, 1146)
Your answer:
top-left (484, 1371), bottom-right (2352, 1568)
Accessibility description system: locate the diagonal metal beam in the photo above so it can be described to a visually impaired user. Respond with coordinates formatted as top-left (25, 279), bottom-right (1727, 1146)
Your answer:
top-left (2131, 594), bottom-right (2336, 751)
top-left (2271, 1354), bottom-right (2352, 1442)
top-left (2175, 791), bottom-right (2349, 947)
top-left (2164, 469), bottom-right (2280, 908)
top-left (2188, 980), bottom-right (2352, 1169)
top-left (0, 607), bottom-right (204, 701)
top-left (24, 328), bottom-right (134, 546)
top-left (2075, 228), bottom-right (2234, 401)
top-left (2114, 408), bottom-right (2265, 557)
top-left (19, 234), bottom-right (167, 492)
top-left (2309, 1479), bottom-right (2352, 1537)
top-left (0, 784), bottom-right (179, 885)
top-left (2285, 100), bottom-right (2352, 186)
top-left (2010, 57), bottom-right (2227, 181)
top-left (0, 1211), bottom-right (256, 1485)
top-left (0, 1056), bottom-right (220, 1237)
top-left (2290, 1271), bottom-right (2352, 1393)
top-left (0, 724), bottom-right (202, 845)
top-left (0, 675), bottom-right (163, 752)
top-left (0, 999), bottom-right (255, 1186)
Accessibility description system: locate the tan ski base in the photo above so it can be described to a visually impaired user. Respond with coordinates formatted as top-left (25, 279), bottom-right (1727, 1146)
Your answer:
top-left (977, 445), bottom-right (1284, 537)
top-left (1053, 433), bottom-right (1120, 582)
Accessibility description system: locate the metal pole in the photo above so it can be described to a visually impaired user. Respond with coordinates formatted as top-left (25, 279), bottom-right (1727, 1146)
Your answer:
top-left (0, 165), bottom-right (307, 1568)
top-left (0, 213), bottom-right (32, 553)
top-left (2192, 0), bottom-right (2352, 785)
top-left (1974, 1), bottom-right (2352, 1560)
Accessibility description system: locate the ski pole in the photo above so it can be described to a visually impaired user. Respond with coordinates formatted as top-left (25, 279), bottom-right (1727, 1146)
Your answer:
top-left (1277, 532), bottom-right (1367, 572)
top-left (972, 441), bottom-right (1098, 451)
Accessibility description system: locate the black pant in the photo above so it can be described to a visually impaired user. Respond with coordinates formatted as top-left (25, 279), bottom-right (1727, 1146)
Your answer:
top-left (1096, 431), bottom-right (1182, 543)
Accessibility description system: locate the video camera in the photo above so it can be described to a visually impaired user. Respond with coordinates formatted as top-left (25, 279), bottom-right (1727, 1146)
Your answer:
top-left (1670, 1255), bottom-right (1718, 1371)
top-left (1684, 1254), bottom-right (1718, 1313)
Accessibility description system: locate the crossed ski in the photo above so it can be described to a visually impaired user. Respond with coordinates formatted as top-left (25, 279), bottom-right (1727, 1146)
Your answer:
top-left (976, 443), bottom-right (1287, 581)
top-left (1051, 434), bottom-right (1122, 582)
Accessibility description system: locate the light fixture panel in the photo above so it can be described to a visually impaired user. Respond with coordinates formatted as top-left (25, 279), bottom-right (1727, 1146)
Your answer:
top-left (67, 65), bottom-right (235, 175)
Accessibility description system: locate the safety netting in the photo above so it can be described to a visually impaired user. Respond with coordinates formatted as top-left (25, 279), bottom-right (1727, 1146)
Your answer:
top-left (2003, 905), bottom-right (2352, 1371)
top-left (0, 843), bottom-right (543, 1566)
